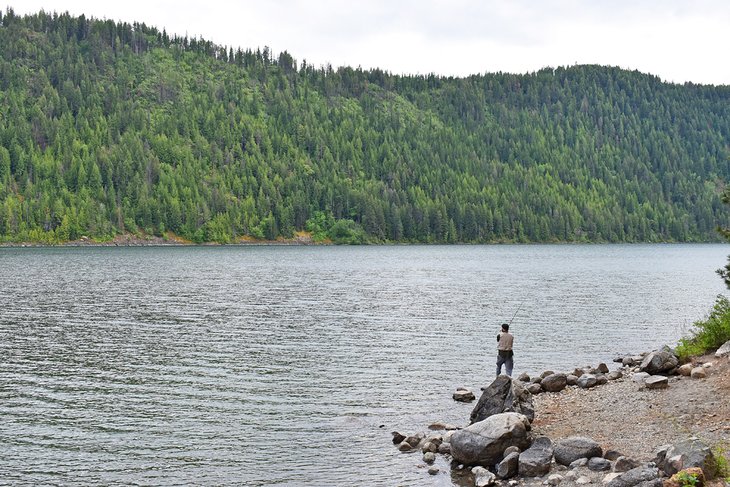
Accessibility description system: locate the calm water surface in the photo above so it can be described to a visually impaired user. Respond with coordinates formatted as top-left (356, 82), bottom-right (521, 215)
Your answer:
top-left (0, 244), bottom-right (727, 486)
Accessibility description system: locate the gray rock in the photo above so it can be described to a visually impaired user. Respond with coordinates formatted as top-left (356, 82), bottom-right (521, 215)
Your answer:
top-left (716, 339), bottom-right (730, 358)
top-left (526, 383), bottom-right (543, 394)
top-left (614, 456), bottom-right (639, 472)
top-left (519, 436), bottom-right (554, 477)
top-left (504, 445), bottom-right (521, 456)
top-left (531, 376), bottom-right (543, 384)
top-left (554, 436), bottom-right (603, 466)
top-left (541, 370), bottom-right (555, 379)
top-left (604, 473), bottom-right (623, 484)
top-left (548, 474), bottom-right (564, 485)
top-left (690, 367), bottom-right (707, 379)
top-left (569, 458), bottom-right (588, 468)
top-left (632, 372), bottom-right (650, 383)
top-left (428, 466), bottom-right (439, 475)
top-left (607, 371), bottom-right (623, 380)
top-left (423, 451), bottom-right (436, 464)
top-left (653, 438), bottom-right (718, 478)
top-left (473, 466), bottom-right (497, 486)
top-left (496, 451), bottom-right (520, 479)
top-left (405, 433), bottom-right (424, 447)
top-left (541, 373), bottom-right (568, 392)
top-left (438, 442), bottom-right (451, 455)
top-left (604, 450), bottom-right (623, 461)
top-left (398, 441), bottom-right (413, 451)
top-left (392, 431), bottom-right (406, 444)
top-left (422, 441), bottom-right (438, 453)
top-left (644, 375), bottom-right (669, 389)
top-left (566, 374), bottom-right (579, 386)
top-left (622, 356), bottom-right (635, 366)
top-left (639, 351), bottom-right (679, 375)
top-left (471, 376), bottom-right (535, 424)
top-left (587, 457), bottom-right (611, 471)
top-left (454, 389), bottom-right (476, 402)
top-left (595, 374), bottom-right (608, 385)
top-left (572, 368), bottom-right (585, 377)
top-left (576, 374), bottom-right (598, 389)
top-left (605, 465), bottom-right (660, 487)
top-left (451, 412), bottom-right (532, 466)
top-left (518, 372), bottom-right (531, 382)
top-left (596, 363), bottom-right (610, 374)
top-left (576, 476), bottom-right (592, 484)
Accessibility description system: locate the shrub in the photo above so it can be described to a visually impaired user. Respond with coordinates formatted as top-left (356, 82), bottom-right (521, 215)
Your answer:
top-left (675, 295), bottom-right (730, 360)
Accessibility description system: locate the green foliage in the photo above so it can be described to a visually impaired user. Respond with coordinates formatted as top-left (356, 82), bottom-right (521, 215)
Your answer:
top-left (676, 295), bottom-right (730, 360)
top-left (0, 9), bottom-right (729, 245)
top-left (711, 443), bottom-right (730, 480)
top-left (675, 470), bottom-right (700, 487)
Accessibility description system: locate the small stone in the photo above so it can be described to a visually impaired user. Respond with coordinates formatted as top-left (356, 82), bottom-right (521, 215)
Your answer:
top-left (422, 441), bottom-right (437, 453)
top-left (595, 374), bottom-right (608, 385)
top-left (716, 340), bottom-right (730, 358)
top-left (570, 458), bottom-right (589, 468)
top-left (603, 450), bottom-right (622, 461)
top-left (398, 441), bottom-right (413, 451)
top-left (423, 452), bottom-right (435, 464)
top-left (602, 473), bottom-right (622, 484)
top-left (576, 476), bottom-right (592, 484)
top-left (526, 383), bottom-right (543, 394)
top-left (691, 367), bottom-right (707, 379)
top-left (702, 362), bottom-right (712, 368)
top-left (428, 422), bottom-right (447, 430)
top-left (613, 456), bottom-right (638, 472)
top-left (576, 374), bottom-right (598, 389)
top-left (644, 375), bottom-right (669, 389)
top-left (566, 374), bottom-right (579, 386)
top-left (607, 371), bottom-right (623, 380)
top-left (677, 364), bottom-right (693, 376)
top-left (588, 457), bottom-right (611, 471)
top-left (573, 368), bottom-right (585, 377)
top-left (428, 466), bottom-right (439, 475)
top-left (504, 446), bottom-right (521, 456)
top-left (473, 466), bottom-right (497, 487)
top-left (596, 363), bottom-right (610, 374)
top-left (497, 451), bottom-right (520, 479)
top-left (392, 431), bottom-right (406, 444)
top-left (547, 474), bottom-right (564, 485)
top-left (453, 389), bottom-right (476, 402)
top-left (621, 356), bottom-right (634, 366)
top-left (518, 372), bottom-right (531, 382)
top-left (438, 442), bottom-right (451, 455)
top-left (541, 370), bottom-right (555, 379)
top-left (632, 372), bottom-right (650, 383)
top-left (565, 471), bottom-right (578, 481)
top-left (406, 433), bottom-right (423, 447)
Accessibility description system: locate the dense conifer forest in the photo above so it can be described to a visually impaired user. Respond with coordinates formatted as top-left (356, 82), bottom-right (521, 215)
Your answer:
top-left (1, 8), bottom-right (729, 244)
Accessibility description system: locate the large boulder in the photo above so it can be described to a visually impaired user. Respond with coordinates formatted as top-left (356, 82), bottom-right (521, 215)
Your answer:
top-left (639, 351), bottom-right (678, 374)
top-left (554, 436), bottom-right (603, 466)
top-left (541, 373), bottom-right (568, 392)
top-left (451, 412), bottom-right (532, 467)
top-left (471, 375), bottom-right (535, 424)
top-left (716, 340), bottom-right (730, 358)
top-left (653, 439), bottom-right (718, 478)
top-left (605, 465), bottom-right (661, 487)
top-left (519, 436), bottom-right (554, 477)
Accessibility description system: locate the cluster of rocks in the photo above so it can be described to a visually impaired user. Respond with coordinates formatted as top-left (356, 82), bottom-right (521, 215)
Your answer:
top-left (392, 344), bottom-right (729, 485)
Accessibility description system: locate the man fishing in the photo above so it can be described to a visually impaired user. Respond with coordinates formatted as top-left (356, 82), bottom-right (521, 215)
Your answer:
top-left (496, 323), bottom-right (514, 376)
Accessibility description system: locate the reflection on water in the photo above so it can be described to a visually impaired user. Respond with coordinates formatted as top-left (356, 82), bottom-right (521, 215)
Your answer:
top-left (0, 244), bottom-right (726, 485)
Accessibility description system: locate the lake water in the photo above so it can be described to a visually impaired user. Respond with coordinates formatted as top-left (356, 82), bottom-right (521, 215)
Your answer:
top-left (0, 244), bottom-right (727, 486)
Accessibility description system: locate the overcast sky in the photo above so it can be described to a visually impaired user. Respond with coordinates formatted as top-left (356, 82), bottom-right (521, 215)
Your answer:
top-left (7, 1), bottom-right (730, 85)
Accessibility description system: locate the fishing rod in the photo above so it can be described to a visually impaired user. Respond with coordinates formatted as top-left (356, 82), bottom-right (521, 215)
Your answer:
top-left (507, 299), bottom-right (525, 326)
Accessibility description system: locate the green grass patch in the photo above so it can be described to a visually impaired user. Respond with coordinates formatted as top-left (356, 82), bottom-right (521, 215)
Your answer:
top-left (675, 295), bottom-right (730, 361)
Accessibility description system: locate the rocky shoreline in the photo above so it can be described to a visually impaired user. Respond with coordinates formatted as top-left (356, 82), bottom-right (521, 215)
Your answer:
top-left (393, 344), bottom-right (730, 486)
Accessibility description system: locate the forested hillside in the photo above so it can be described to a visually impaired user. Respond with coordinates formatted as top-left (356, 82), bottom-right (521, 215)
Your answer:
top-left (1, 8), bottom-right (729, 244)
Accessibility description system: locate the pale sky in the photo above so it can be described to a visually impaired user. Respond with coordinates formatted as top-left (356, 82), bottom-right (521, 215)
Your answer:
top-left (6, 1), bottom-right (730, 85)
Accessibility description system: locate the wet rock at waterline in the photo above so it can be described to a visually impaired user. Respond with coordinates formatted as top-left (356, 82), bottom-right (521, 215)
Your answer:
top-left (540, 373), bottom-right (568, 392)
top-left (471, 376), bottom-right (535, 424)
top-left (453, 387), bottom-right (476, 402)
top-left (450, 412), bottom-right (532, 467)
top-left (639, 350), bottom-right (679, 375)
